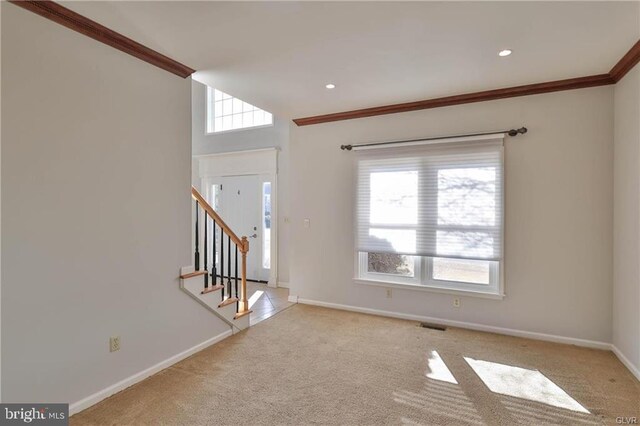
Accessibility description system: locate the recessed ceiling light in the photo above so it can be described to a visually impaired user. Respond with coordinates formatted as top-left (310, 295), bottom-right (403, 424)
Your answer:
top-left (498, 49), bottom-right (512, 57)
top-left (325, 83), bottom-right (336, 89)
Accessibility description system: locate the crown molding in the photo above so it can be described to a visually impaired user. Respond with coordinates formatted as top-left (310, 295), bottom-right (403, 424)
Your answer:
top-left (293, 38), bottom-right (640, 126)
top-left (293, 74), bottom-right (615, 126)
top-left (610, 39), bottom-right (640, 83)
top-left (8, 1), bottom-right (638, 115)
top-left (8, 0), bottom-right (195, 78)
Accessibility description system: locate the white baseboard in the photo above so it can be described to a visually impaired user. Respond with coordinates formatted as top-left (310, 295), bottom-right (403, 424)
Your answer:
top-left (278, 281), bottom-right (290, 289)
top-left (295, 297), bottom-right (611, 350)
top-left (611, 345), bottom-right (640, 381)
top-left (288, 295), bottom-right (298, 303)
top-left (69, 329), bottom-right (233, 416)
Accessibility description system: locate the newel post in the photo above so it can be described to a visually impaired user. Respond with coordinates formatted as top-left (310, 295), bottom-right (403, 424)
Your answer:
top-left (240, 236), bottom-right (250, 312)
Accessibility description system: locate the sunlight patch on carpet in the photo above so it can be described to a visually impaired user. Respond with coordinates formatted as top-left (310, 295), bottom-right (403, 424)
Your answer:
top-left (393, 380), bottom-right (484, 426)
top-left (426, 350), bottom-right (458, 384)
top-left (464, 357), bottom-right (589, 413)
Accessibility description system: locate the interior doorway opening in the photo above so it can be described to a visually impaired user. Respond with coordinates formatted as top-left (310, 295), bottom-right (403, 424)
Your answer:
top-left (196, 148), bottom-right (279, 287)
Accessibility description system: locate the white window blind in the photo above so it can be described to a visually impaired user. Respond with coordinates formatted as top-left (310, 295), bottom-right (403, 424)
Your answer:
top-left (356, 137), bottom-right (504, 263)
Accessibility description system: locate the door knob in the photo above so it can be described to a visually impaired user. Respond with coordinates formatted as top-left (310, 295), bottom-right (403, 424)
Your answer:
top-left (249, 233), bottom-right (258, 239)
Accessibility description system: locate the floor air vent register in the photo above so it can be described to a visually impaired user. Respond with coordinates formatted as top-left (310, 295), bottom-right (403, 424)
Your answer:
top-left (420, 322), bottom-right (447, 331)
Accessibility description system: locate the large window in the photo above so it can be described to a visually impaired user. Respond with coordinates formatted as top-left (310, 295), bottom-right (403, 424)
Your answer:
top-left (207, 87), bottom-right (273, 133)
top-left (356, 138), bottom-right (504, 296)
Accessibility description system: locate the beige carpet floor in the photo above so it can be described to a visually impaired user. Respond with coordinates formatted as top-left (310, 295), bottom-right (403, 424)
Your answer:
top-left (72, 304), bottom-right (639, 426)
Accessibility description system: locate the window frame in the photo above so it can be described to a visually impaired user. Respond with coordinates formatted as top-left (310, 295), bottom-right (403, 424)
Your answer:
top-left (206, 86), bottom-right (274, 134)
top-left (358, 252), bottom-right (422, 286)
top-left (425, 256), bottom-right (501, 294)
top-left (354, 142), bottom-right (505, 299)
top-left (357, 254), bottom-right (502, 297)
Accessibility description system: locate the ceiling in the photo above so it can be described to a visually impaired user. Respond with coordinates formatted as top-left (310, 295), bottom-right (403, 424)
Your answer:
top-left (64, 1), bottom-right (640, 120)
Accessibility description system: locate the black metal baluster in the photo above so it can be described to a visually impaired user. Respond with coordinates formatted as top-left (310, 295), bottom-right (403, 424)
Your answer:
top-left (227, 235), bottom-right (232, 296)
top-left (194, 201), bottom-right (200, 271)
top-left (220, 228), bottom-right (225, 300)
top-left (212, 220), bottom-right (217, 287)
top-left (204, 213), bottom-right (208, 288)
top-left (235, 245), bottom-right (239, 311)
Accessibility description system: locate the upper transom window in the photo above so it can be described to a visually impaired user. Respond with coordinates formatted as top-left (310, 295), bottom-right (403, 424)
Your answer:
top-left (207, 87), bottom-right (273, 133)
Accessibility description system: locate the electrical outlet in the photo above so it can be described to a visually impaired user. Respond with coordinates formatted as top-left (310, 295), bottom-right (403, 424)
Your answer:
top-left (303, 218), bottom-right (311, 228)
top-left (386, 288), bottom-right (392, 298)
top-left (110, 336), bottom-right (120, 352)
top-left (453, 298), bottom-right (461, 308)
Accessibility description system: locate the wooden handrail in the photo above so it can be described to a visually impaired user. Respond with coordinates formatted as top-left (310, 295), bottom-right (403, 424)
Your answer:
top-left (191, 186), bottom-right (251, 317)
top-left (191, 186), bottom-right (246, 249)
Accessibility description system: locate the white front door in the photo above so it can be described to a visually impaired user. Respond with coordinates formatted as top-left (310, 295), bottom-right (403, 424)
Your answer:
top-left (217, 175), bottom-right (269, 282)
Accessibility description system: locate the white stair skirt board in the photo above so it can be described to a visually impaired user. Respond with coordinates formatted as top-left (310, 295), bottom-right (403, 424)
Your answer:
top-left (69, 329), bottom-right (232, 416)
top-left (290, 297), bottom-right (612, 350)
top-left (180, 272), bottom-right (250, 332)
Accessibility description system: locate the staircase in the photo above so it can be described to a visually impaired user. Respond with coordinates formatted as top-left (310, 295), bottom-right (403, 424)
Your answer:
top-left (180, 186), bottom-right (252, 332)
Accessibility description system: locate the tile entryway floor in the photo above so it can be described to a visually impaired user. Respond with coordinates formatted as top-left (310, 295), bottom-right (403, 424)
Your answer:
top-left (246, 282), bottom-right (293, 324)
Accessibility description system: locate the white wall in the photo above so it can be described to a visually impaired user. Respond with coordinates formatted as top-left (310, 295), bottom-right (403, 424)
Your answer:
top-left (191, 80), bottom-right (291, 284)
top-left (613, 63), bottom-right (640, 375)
top-left (290, 86), bottom-right (614, 344)
top-left (1, 4), bottom-right (230, 404)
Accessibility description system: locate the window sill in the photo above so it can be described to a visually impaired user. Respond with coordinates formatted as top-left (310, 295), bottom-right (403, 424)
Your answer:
top-left (354, 278), bottom-right (505, 300)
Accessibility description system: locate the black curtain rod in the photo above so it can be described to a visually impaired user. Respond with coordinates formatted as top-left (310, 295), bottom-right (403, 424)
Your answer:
top-left (340, 127), bottom-right (528, 151)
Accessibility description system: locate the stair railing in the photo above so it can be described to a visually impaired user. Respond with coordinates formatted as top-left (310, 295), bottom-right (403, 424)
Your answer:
top-left (191, 186), bottom-right (251, 319)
